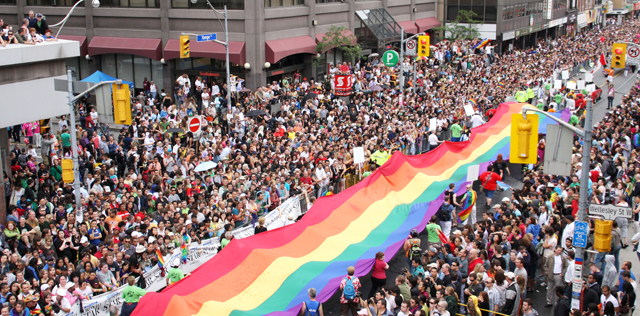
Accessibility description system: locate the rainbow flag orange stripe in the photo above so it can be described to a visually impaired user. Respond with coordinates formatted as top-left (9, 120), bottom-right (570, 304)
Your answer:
top-left (133, 103), bottom-right (560, 316)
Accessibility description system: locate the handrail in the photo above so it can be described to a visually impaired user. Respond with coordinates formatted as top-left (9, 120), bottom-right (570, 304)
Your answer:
top-left (456, 302), bottom-right (512, 316)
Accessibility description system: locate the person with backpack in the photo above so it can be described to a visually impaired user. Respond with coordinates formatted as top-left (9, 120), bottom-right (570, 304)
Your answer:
top-left (439, 197), bottom-right (455, 239)
top-left (403, 229), bottom-right (422, 274)
top-left (339, 266), bottom-right (361, 316)
top-left (299, 288), bottom-right (324, 316)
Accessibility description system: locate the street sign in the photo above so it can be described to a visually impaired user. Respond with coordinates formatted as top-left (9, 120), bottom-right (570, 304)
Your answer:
top-left (629, 46), bottom-right (640, 58)
top-left (197, 33), bottom-right (217, 42)
top-left (54, 79), bottom-right (94, 94)
top-left (573, 221), bottom-right (589, 248)
top-left (382, 50), bottom-right (399, 67)
top-left (588, 204), bottom-right (633, 220)
top-left (405, 39), bottom-right (417, 56)
top-left (188, 116), bottom-right (201, 133)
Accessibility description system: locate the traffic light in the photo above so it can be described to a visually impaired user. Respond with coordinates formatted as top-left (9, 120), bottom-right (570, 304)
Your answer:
top-left (418, 35), bottom-right (430, 58)
top-left (594, 219), bottom-right (612, 252)
top-left (510, 113), bottom-right (539, 164)
top-left (112, 83), bottom-right (132, 125)
top-left (61, 158), bottom-right (74, 184)
top-left (611, 43), bottom-right (627, 69)
top-left (180, 35), bottom-right (190, 59)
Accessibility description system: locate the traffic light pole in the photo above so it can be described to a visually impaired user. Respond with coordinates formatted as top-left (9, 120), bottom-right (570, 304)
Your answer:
top-left (398, 31), bottom-right (426, 103)
top-left (66, 70), bottom-right (82, 215)
top-left (66, 69), bottom-right (121, 218)
top-left (575, 98), bottom-right (593, 280)
top-left (522, 99), bottom-right (593, 307)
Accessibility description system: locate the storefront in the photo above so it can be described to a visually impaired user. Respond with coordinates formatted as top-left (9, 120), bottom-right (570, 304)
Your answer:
top-left (170, 57), bottom-right (248, 92)
top-left (577, 12), bottom-right (588, 30)
top-left (265, 54), bottom-right (308, 84)
top-left (567, 13), bottom-right (578, 36)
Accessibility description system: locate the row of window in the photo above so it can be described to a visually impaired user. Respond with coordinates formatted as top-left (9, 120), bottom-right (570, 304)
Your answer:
top-left (20, 0), bottom-right (240, 8)
top-left (446, 5), bottom-right (498, 23)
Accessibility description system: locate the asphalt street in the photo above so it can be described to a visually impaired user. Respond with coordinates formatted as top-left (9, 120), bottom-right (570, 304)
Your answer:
top-left (319, 66), bottom-right (640, 315)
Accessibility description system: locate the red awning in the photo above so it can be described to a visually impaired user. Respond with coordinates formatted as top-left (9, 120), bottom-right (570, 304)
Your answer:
top-left (415, 17), bottom-right (441, 32)
top-left (265, 36), bottom-right (316, 64)
top-left (397, 20), bottom-right (419, 34)
top-left (58, 35), bottom-right (88, 57)
top-left (88, 36), bottom-right (162, 60)
top-left (315, 29), bottom-right (358, 52)
top-left (163, 40), bottom-right (246, 65)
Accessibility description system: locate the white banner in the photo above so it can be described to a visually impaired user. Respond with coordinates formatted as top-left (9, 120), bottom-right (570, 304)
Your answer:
top-left (59, 196), bottom-right (302, 316)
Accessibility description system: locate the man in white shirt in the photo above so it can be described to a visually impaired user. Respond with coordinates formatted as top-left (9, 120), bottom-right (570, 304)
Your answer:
top-left (470, 112), bottom-right (486, 128)
top-left (599, 285), bottom-right (619, 314)
top-left (561, 216), bottom-right (575, 250)
top-left (428, 131), bottom-right (443, 151)
top-left (55, 288), bottom-right (72, 313)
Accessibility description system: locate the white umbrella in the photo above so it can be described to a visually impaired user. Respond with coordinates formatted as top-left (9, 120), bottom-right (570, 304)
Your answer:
top-left (368, 53), bottom-right (379, 58)
top-left (194, 161), bottom-right (216, 173)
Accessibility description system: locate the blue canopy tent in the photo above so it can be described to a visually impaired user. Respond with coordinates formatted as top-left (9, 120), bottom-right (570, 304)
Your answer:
top-left (81, 70), bottom-right (134, 88)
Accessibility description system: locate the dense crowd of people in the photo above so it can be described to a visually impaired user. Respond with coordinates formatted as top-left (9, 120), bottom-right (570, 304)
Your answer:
top-left (301, 18), bottom-right (640, 316)
top-left (2, 7), bottom-right (640, 316)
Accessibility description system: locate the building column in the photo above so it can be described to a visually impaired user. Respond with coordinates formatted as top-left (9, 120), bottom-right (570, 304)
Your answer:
top-left (245, 0), bottom-right (266, 90)
top-left (348, 0), bottom-right (356, 32)
top-left (84, 0), bottom-right (95, 41)
top-left (16, 0), bottom-right (24, 24)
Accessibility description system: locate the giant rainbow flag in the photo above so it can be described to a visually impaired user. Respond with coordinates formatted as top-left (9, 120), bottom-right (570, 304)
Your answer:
top-left (133, 102), bottom-right (568, 316)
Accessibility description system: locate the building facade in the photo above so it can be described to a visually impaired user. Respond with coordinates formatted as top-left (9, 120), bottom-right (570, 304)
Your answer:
top-left (444, 0), bottom-right (574, 53)
top-left (0, 0), bottom-right (439, 91)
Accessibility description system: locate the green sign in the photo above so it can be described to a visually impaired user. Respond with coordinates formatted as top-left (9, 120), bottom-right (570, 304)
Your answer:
top-left (382, 50), bottom-right (399, 67)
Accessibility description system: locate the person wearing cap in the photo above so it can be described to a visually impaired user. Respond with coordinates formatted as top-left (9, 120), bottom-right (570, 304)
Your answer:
top-left (121, 276), bottom-right (147, 316)
top-left (53, 288), bottom-right (71, 313)
top-left (500, 271), bottom-right (520, 316)
top-left (166, 259), bottom-right (188, 286)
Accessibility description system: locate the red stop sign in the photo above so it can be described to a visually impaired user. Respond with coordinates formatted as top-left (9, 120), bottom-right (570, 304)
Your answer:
top-left (188, 117), bottom-right (201, 133)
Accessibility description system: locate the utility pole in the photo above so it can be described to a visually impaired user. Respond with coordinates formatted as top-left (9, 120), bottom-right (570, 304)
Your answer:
top-left (572, 98), bottom-right (593, 303)
top-left (399, 27), bottom-right (405, 106)
top-left (66, 70), bottom-right (82, 214)
top-left (522, 99), bottom-right (593, 308)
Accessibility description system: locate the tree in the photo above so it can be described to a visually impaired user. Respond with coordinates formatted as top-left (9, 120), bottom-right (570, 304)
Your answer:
top-left (316, 25), bottom-right (363, 62)
top-left (434, 10), bottom-right (481, 41)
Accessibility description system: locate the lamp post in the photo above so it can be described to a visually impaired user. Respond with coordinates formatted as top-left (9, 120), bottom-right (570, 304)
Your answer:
top-left (65, 70), bottom-right (121, 217)
top-left (192, 0), bottom-right (231, 108)
top-left (52, 0), bottom-right (100, 38)
top-left (398, 31), bottom-right (426, 104)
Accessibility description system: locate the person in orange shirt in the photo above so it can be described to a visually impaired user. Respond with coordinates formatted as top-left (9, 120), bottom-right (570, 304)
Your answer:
top-left (105, 209), bottom-right (122, 233)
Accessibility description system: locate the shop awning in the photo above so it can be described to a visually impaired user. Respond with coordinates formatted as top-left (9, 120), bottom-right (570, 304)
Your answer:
top-left (164, 40), bottom-right (246, 65)
top-left (415, 17), bottom-right (441, 32)
top-left (265, 36), bottom-right (317, 64)
top-left (88, 36), bottom-right (162, 60)
top-left (58, 35), bottom-right (88, 57)
top-left (397, 20), bottom-right (419, 34)
top-left (315, 30), bottom-right (358, 52)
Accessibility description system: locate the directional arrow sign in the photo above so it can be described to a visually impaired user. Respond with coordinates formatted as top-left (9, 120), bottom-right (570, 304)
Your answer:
top-left (197, 33), bottom-right (217, 42)
top-left (573, 221), bottom-right (589, 248)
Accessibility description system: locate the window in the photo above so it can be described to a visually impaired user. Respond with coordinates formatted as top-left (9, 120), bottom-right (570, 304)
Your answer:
top-left (264, 0), bottom-right (303, 7)
top-left (472, 6), bottom-right (484, 22)
top-left (503, 6), bottom-right (514, 20)
top-left (26, 0), bottom-right (73, 6)
top-left (485, 5), bottom-right (497, 22)
top-left (172, 0), bottom-right (243, 9)
top-left (100, 0), bottom-right (159, 7)
top-left (0, 0), bottom-right (16, 5)
top-left (316, 0), bottom-right (341, 3)
top-left (447, 5), bottom-right (459, 22)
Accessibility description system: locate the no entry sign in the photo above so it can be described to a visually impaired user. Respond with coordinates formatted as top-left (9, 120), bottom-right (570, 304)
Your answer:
top-left (189, 116), bottom-right (201, 133)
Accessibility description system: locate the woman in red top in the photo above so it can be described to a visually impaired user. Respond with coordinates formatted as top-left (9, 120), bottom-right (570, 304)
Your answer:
top-left (368, 252), bottom-right (388, 299)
